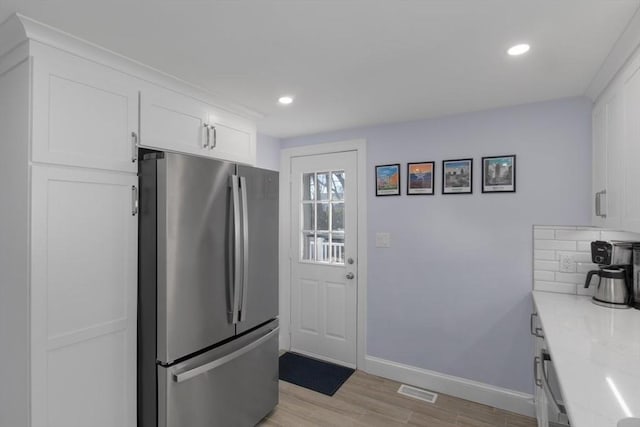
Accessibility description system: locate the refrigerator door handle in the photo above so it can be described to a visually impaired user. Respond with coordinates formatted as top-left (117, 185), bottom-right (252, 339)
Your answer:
top-left (172, 327), bottom-right (279, 383)
top-left (231, 175), bottom-right (242, 324)
top-left (239, 176), bottom-right (249, 321)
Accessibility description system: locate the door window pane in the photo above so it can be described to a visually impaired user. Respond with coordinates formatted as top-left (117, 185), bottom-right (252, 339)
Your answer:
top-left (316, 172), bottom-right (330, 201)
top-left (331, 203), bottom-right (344, 231)
top-left (302, 232), bottom-right (316, 261)
top-left (303, 173), bottom-right (315, 200)
top-left (302, 203), bottom-right (315, 230)
top-left (331, 234), bottom-right (344, 264)
top-left (331, 234), bottom-right (345, 264)
top-left (315, 233), bottom-right (330, 263)
top-left (331, 171), bottom-right (345, 200)
top-left (317, 203), bottom-right (329, 231)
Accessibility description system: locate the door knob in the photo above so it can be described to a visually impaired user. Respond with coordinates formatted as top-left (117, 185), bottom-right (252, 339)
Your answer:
top-left (346, 272), bottom-right (355, 280)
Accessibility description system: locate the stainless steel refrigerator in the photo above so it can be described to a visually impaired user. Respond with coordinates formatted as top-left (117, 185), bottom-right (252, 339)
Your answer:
top-left (138, 151), bottom-right (279, 427)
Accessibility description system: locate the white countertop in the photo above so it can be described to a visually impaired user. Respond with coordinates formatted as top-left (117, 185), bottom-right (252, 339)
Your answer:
top-left (532, 291), bottom-right (640, 427)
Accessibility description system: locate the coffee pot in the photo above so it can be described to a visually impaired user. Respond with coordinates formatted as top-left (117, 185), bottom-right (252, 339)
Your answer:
top-left (584, 267), bottom-right (631, 308)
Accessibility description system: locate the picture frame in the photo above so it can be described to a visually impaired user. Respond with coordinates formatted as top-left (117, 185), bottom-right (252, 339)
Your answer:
top-left (442, 158), bottom-right (473, 194)
top-left (482, 155), bottom-right (516, 193)
top-left (375, 163), bottom-right (401, 196)
top-left (407, 162), bottom-right (435, 195)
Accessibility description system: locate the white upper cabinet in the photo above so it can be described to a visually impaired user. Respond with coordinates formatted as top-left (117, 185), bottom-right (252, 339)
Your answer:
top-left (207, 108), bottom-right (256, 165)
top-left (592, 45), bottom-right (640, 233)
top-left (592, 84), bottom-right (623, 229)
top-left (140, 83), bottom-right (256, 165)
top-left (605, 87), bottom-right (624, 230)
top-left (139, 84), bottom-right (209, 156)
top-left (592, 101), bottom-right (606, 227)
top-left (31, 46), bottom-right (139, 173)
top-left (621, 56), bottom-right (640, 233)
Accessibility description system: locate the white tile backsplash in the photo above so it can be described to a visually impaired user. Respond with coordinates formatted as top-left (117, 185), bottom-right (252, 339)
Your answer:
top-left (534, 260), bottom-right (559, 271)
top-left (533, 229), bottom-right (555, 240)
top-left (577, 262), bottom-right (599, 273)
top-left (554, 230), bottom-right (601, 241)
top-left (555, 272), bottom-right (586, 284)
top-left (534, 239), bottom-right (577, 251)
top-left (535, 226), bottom-right (577, 230)
top-left (556, 251), bottom-right (592, 262)
top-left (534, 281), bottom-right (577, 294)
top-left (534, 250), bottom-right (556, 261)
top-left (534, 270), bottom-right (555, 281)
top-left (577, 284), bottom-right (596, 296)
top-left (600, 230), bottom-right (640, 241)
top-left (532, 225), bottom-right (640, 295)
top-left (576, 241), bottom-right (592, 252)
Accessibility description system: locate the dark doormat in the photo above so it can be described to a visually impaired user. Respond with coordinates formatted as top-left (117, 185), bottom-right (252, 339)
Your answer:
top-left (279, 352), bottom-right (355, 396)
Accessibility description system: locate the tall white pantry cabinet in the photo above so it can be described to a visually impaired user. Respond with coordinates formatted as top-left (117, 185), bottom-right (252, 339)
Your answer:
top-left (0, 14), bottom-right (258, 427)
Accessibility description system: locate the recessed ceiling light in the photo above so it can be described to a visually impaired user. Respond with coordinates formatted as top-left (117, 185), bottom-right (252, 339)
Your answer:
top-left (507, 44), bottom-right (530, 56)
top-left (278, 96), bottom-right (294, 105)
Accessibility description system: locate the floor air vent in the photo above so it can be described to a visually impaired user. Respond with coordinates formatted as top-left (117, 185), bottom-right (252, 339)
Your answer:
top-left (397, 384), bottom-right (438, 403)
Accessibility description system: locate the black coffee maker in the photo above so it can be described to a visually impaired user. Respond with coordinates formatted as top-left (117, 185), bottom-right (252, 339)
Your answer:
top-left (586, 241), bottom-right (634, 308)
top-left (633, 244), bottom-right (640, 310)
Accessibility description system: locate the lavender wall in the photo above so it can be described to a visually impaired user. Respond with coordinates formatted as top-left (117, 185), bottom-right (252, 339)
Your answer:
top-left (255, 133), bottom-right (281, 171)
top-left (280, 96), bottom-right (593, 394)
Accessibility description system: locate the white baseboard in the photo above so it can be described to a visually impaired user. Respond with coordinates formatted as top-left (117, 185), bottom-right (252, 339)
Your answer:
top-left (364, 355), bottom-right (535, 418)
top-left (279, 331), bottom-right (290, 352)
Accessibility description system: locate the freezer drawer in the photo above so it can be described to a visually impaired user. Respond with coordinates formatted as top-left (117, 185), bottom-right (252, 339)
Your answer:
top-left (158, 321), bottom-right (279, 427)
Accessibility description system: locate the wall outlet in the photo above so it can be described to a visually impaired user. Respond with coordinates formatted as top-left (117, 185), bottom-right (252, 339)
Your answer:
top-left (559, 254), bottom-right (576, 273)
top-left (375, 232), bottom-right (391, 248)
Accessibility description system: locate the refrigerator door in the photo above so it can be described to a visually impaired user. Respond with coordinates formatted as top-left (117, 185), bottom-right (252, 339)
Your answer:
top-left (158, 320), bottom-right (279, 427)
top-left (236, 166), bottom-right (279, 334)
top-left (157, 152), bottom-right (237, 363)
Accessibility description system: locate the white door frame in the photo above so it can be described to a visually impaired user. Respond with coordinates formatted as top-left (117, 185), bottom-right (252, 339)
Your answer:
top-left (279, 139), bottom-right (367, 369)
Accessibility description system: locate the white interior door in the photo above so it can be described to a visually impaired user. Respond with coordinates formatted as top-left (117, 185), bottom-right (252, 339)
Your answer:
top-left (290, 151), bottom-right (358, 367)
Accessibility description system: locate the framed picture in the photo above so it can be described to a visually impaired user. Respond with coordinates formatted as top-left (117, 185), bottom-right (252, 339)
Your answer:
top-left (375, 164), bottom-right (401, 196)
top-left (442, 158), bottom-right (473, 194)
top-left (407, 162), bottom-right (435, 195)
top-left (482, 155), bottom-right (516, 193)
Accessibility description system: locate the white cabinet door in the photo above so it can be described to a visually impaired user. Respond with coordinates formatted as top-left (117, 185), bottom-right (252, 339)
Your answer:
top-left (207, 108), bottom-right (256, 165)
top-left (622, 57), bottom-right (640, 233)
top-left (532, 314), bottom-right (549, 427)
top-left (140, 84), bottom-right (257, 165)
top-left (592, 84), bottom-right (624, 229)
top-left (592, 101), bottom-right (606, 227)
top-left (604, 87), bottom-right (623, 229)
top-left (30, 166), bottom-right (138, 427)
top-left (31, 47), bottom-right (139, 173)
top-left (139, 84), bottom-right (210, 156)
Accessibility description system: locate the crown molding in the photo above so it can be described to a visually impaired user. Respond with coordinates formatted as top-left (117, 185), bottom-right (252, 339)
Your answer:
top-left (586, 6), bottom-right (640, 101)
top-left (0, 13), bottom-right (263, 121)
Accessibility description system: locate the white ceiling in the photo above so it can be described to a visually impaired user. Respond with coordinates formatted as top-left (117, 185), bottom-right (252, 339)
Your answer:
top-left (0, 0), bottom-right (639, 138)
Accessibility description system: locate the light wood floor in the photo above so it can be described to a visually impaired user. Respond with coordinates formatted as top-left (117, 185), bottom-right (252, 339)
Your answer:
top-left (259, 370), bottom-right (536, 427)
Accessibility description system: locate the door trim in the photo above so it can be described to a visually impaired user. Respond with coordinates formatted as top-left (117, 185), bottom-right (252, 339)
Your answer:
top-left (279, 139), bottom-right (368, 369)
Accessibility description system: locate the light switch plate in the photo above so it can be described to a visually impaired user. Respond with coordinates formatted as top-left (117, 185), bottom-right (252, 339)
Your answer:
top-left (376, 232), bottom-right (391, 248)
